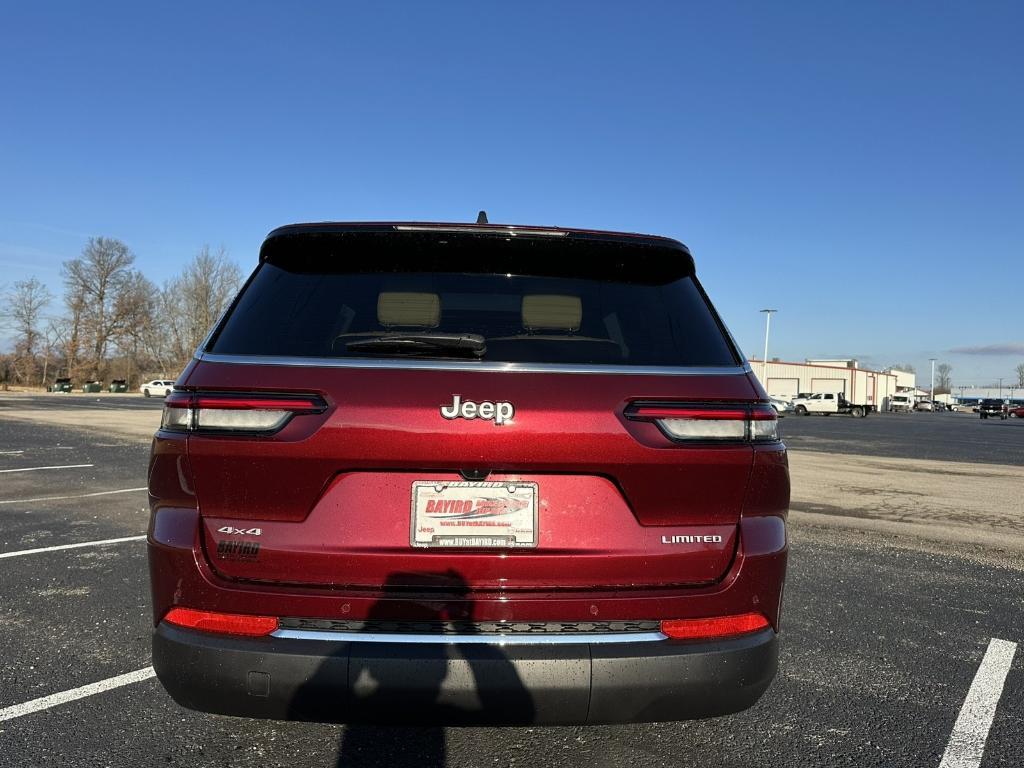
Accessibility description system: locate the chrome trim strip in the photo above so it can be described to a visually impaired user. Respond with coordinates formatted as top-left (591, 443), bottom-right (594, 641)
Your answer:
top-left (193, 351), bottom-right (750, 377)
top-left (393, 225), bottom-right (568, 237)
top-left (271, 629), bottom-right (667, 645)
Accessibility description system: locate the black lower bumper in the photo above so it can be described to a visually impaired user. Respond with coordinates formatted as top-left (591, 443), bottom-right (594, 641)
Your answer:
top-left (153, 623), bottom-right (778, 725)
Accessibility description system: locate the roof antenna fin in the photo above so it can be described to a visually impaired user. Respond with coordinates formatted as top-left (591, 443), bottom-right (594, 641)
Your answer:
top-left (476, 210), bottom-right (489, 224)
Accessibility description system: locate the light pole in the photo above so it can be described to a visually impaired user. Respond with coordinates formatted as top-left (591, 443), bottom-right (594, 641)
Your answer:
top-left (998, 377), bottom-right (1003, 401)
top-left (760, 309), bottom-right (777, 386)
top-left (929, 358), bottom-right (936, 410)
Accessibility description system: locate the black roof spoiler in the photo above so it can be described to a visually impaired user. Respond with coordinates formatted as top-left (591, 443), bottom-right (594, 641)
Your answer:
top-left (260, 221), bottom-right (691, 264)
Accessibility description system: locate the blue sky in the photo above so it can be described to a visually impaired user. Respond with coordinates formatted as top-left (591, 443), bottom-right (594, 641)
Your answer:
top-left (1, 2), bottom-right (1021, 384)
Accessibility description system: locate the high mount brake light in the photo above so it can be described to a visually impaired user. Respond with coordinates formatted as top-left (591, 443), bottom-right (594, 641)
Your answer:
top-left (660, 612), bottom-right (771, 641)
top-left (626, 403), bottom-right (779, 443)
top-left (164, 607), bottom-right (279, 637)
top-left (393, 224), bottom-right (569, 237)
top-left (160, 392), bottom-right (327, 434)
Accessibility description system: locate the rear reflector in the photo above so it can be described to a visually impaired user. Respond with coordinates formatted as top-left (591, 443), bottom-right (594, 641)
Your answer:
top-left (161, 392), bottom-right (327, 434)
top-left (660, 612), bottom-right (770, 640)
top-left (626, 403), bottom-right (778, 443)
top-left (164, 607), bottom-right (279, 637)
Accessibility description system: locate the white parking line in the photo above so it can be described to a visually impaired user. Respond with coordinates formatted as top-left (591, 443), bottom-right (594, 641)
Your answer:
top-left (939, 638), bottom-right (1018, 768)
top-left (0, 535), bottom-right (146, 560)
top-left (0, 667), bottom-right (155, 722)
top-left (0, 487), bottom-right (147, 505)
top-left (0, 450), bottom-right (25, 455)
top-left (0, 463), bottom-right (94, 474)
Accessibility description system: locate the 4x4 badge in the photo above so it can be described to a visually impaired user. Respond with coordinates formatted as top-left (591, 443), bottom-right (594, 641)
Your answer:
top-left (440, 394), bottom-right (514, 425)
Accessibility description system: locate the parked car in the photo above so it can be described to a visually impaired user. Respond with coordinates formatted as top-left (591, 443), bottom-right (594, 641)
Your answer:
top-left (947, 403), bottom-right (964, 412)
top-left (979, 399), bottom-right (1008, 420)
top-left (147, 219), bottom-right (789, 726)
top-left (769, 396), bottom-right (793, 416)
top-left (1010, 405), bottom-right (1024, 418)
top-left (914, 400), bottom-right (933, 412)
top-left (140, 379), bottom-right (175, 397)
top-left (889, 394), bottom-right (914, 413)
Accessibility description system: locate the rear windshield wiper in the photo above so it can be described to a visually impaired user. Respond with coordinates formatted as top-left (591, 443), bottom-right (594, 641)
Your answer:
top-left (342, 333), bottom-right (487, 359)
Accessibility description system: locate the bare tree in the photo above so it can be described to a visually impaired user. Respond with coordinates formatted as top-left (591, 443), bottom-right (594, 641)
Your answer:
top-left (2, 277), bottom-right (53, 384)
top-left (1017, 362), bottom-right (1024, 388)
top-left (62, 237), bottom-right (137, 379)
top-left (112, 270), bottom-right (160, 385)
top-left (161, 246), bottom-right (242, 369)
top-left (4, 277), bottom-right (52, 355)
top-left (60, 289), bottom-right (87, 380)
top-left (936, 363), bottom-right (952, 390)
top-left (0, 353), bottom-right (13, 391)
top-left (39, 320), bottom-right (61, 386)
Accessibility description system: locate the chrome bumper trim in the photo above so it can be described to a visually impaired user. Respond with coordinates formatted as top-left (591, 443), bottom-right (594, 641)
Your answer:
top-left (271, 629), bottom-right (668, 645)
top-left (193, 351), bottom-right (751, 377)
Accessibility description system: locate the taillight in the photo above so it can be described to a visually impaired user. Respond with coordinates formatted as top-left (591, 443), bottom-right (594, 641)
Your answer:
top-left (161, 392), bottom-right (193, 431)
top-left (160, 392), bottom-right (327, 434)
top-left (164, 607), bottom-right (279, 637)
top-left (625, 402), bottom-right (778, 443)
top-left (660, 612), bottom-right (770, 640)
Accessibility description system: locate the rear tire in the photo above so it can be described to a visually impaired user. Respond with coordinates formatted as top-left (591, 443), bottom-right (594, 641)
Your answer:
top-left (853, 406), bottom-right (865, 418)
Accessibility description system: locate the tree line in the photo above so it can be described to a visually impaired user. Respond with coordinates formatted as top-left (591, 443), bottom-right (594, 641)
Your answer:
top-left (888, 362), bottom-right (955, 391)
top-left (1, 237), bottom-right (243, 389)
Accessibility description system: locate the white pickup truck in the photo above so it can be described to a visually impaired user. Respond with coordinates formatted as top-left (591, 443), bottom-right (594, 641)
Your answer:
top-left (791, 392), bottom-right (870, 418)
top-left (889, 394), bottom-right (914, 413)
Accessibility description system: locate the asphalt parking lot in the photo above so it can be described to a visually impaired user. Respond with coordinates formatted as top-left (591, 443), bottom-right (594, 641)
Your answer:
top-left (2, 392), bottom-right (167, 412)
top-left (0, 401), bottom-right (1021, 767)
top-left (780, 409), bottom-right (1024, 465)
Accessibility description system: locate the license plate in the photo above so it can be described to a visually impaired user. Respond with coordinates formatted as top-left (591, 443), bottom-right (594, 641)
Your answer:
top-left (410, 481), bottom-right (538, 548)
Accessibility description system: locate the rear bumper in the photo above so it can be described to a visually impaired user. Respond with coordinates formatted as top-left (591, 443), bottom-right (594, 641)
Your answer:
top-left (153, 623), bottom-right (778, 725)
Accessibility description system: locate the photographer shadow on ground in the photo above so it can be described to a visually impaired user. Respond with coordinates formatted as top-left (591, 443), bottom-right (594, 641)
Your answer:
top-left (288, 569), bottom-right (535, 768)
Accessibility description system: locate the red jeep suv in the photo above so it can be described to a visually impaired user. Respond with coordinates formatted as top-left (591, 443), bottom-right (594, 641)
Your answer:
top-left (148, 221), bottom-right (789, 725)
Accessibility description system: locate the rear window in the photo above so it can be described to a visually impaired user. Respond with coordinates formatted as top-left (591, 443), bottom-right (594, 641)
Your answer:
top-left (208, 233), bottom-right (739, 367)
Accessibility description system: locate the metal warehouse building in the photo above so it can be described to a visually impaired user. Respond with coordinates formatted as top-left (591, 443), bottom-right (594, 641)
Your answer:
top-left (748, 358), bottom-right (906, 411)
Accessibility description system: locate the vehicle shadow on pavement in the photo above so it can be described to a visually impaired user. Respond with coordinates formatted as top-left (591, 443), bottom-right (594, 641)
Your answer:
top-left (289, 570), bottom-right (535, 768)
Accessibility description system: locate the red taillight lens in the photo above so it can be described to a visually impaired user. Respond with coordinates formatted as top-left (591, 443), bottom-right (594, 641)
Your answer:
top-left (626, 403), bottom-right (778, 443)
top-left (630, 406), bottom-right (749, 421)
top-left (660, 612), bottom-right (771, 640)
top-left (191, 395), bottom-right (323, 411)
top-left (164, 607), bottom-right (279, 637)
top-left (160, 392), bottom-right (327, 434)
